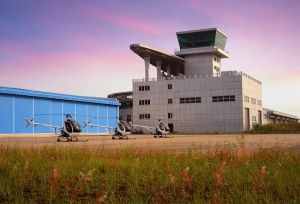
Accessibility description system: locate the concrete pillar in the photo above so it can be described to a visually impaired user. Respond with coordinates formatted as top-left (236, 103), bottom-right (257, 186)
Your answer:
top-left (167, 65), bottom-right (171, 76)
top-left (156, 60), bottom-right (161, 80)
top-left (144, 56), bottom-right (150, 81)
top-left (176, 67), bottom-right (179, 76)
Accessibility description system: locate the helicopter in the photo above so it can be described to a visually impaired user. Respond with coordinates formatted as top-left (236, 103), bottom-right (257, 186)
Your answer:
top-left (84, 119), bottom-right (133, 140)
top-left (130, 119), bottom-right (171, 138)
top-left (24, 114), bottom-right (83, 142)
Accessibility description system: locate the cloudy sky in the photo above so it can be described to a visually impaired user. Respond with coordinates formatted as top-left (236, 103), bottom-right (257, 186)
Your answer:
top-left (0, 0), bottom-right (299, 117)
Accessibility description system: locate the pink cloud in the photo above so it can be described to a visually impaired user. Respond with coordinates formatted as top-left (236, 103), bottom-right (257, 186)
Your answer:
top-left (82, 5), bottom-right (170, 36)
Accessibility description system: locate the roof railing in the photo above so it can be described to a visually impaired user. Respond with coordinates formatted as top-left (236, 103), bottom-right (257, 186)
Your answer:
top-left (132, 71), bottom-right (261, 84)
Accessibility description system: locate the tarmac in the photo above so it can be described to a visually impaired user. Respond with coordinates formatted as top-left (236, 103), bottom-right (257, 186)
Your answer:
top-left (0, 134), bottom-right (300, 152)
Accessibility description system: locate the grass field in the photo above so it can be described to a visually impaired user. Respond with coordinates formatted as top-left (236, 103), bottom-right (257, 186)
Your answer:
top-left (0, 143), bottom-right (299, 203)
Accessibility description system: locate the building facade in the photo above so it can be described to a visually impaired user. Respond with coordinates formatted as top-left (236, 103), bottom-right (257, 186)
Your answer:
top-left (263, 108), bottom-right (299, 124)
top-left (108, 91), bottom-right (133, 123)
top-left (0, 86), bottom-right (119, 134)
top-left (130, 28), bottom-right (263, 133)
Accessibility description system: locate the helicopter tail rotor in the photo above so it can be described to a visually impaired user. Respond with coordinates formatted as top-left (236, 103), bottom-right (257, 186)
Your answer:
top-left (83, 120), bottom-right (91, 128)
top-left (24, 118), bottom-right (34, 127)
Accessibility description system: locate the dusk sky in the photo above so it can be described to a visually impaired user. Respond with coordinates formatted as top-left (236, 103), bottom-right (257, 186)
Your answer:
top-left (0, 0), bottom-right (299, 117)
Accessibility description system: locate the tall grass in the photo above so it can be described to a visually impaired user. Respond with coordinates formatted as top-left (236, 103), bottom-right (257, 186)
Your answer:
top-left (0, 145), bottom-right (299, 203)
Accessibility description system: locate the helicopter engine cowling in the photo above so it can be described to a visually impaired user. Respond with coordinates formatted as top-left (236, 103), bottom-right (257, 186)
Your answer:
top-left (120, 121), bottom-right (133, 132)
top-left (156, 122), bottom-right (170, 134)
top-left (116, 122), bottom-right (126, 134)
top-left (62, 119), bottom-right (82, 136)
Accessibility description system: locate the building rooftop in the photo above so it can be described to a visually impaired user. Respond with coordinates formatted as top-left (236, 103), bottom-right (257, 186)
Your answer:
top-left (0, 86), bottom-right (120, 106)
top-left (130, 44), bottom-right (185, 75)
top-left (264, 108), bottom-right (299, 120)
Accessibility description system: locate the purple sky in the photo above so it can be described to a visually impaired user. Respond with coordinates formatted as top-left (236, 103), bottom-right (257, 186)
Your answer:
top-left (0, 0), bottom-right (300, 117)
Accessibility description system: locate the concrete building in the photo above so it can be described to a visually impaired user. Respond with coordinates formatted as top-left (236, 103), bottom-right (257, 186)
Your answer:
top-left (0, 86), bottom-right (119, 134)
top-left (263, 108), bottom-right (299, 124)
top-left (129, 28), bottom-right (264, 133)
top-left (108, 91), bottom-right (133, 122)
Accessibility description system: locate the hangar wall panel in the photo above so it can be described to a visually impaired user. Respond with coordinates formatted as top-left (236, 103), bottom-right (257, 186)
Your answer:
top-left (15, 96), bottom-right (33, 133)
top-left (76, 103), bottom-right (88, 133)
top-left (34, 99), bottom-right (51, 133)
top-left (87, 105), bottom-right (98, 133)
top-left (0, 95), bottom-right (13, 134)
top-left (0, 87), bottom-right (120, 135)
top-left (51, 100), bottom-right (63, 129)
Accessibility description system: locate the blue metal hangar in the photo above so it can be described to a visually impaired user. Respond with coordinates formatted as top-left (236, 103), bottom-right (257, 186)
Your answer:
top-left (0, 86), bottom-right (120, 134)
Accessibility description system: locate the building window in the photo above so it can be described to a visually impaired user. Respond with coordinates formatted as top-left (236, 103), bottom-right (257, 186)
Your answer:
top-left (251, 98), bottom-right (256, 104)
top-left (168, 113), bottom-right (173, 119)
top-left (180, 97), bottom-right (201, 104)
top-left (168, 84), bottom-right (172, 89)
top-left (257, 100), bottom-right (262, 106)
top-left (168, 99), bottom-right (173, 104)
top-left (139, 100), bottom-right (150, 105)
top-left (139, 114), bottom-right (150, 120)
top-left (139, 86), bottom-right (150, 91)
top-left (244, 96), bottom-right (249, 103)
top-left (214, 66), bottom-right (220, 72)
top-left (252, 116), bottom-right (257, 125)
top-left (258, 111), bottom-right (262, 124)
top-left (126, 115), bottom-right (131, 123)
top-left (212, 95), bottom-right (235, 102)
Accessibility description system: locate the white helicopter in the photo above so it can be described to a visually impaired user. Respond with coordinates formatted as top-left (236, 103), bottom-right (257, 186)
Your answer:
top-left (24, 114), bottom-right (84, 142)
top-left (130, 119), bottom-right (171, 138)
top-left (83, 119), bottom-right (133, 140)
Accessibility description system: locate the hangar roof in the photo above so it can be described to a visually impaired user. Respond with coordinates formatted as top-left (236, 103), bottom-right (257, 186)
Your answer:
top-left (0, 86), bottom-right (120, 106)
top-left (130, 44), bottom-right (185, 75)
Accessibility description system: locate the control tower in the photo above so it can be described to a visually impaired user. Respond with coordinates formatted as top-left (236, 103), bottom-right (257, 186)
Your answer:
top-left (130, 28), bottom-right (229, 81)
top-left (175, 28), bottom-right (229, 76)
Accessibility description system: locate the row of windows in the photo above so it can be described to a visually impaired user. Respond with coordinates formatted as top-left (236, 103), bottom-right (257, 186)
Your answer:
top-left (244, 95), bottom-right (262, 106)
top-left (138, 86), bottom-right (150, 91)
top-left (140, 113), bottom-right (173, 120)
top-left (180, 97), bottom-right (201, 104)
top-left (257, 100), bottom-right (262, 106)
top-left (138, 96), bottom-right (236, 105)
top-left (139, 114), bottom-right (150, 119)
top-left (139, 84), bottom-right (173, 91)
top-left (212, 95), bottom-right (235, 102)
top-left (139, 100), bottom-right (150, 105)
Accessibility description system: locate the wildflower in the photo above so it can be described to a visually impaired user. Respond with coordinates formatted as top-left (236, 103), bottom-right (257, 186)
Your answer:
top-left (97, 191), bottom-right (108, 203)
top-left (250, 165), bottom-right (267, 191)
top-left (236, 148), bottom-right (246, 159)
top-left (51, 164), bottom-right (60, 183)
top-left (260, 165), bottom-right (266, 179)
top-left (169, 174), bottom-right (176, 183)
top-left (109, 161), bottom-right (117, 170)
top-left (78, 169), bottom-right (95, 182)
top-left (212, 161), bottom-right (227, 203)
top-left (163, 162), bottom-right (170, 173)
top-left (182, 167), bottom-right (193, 183)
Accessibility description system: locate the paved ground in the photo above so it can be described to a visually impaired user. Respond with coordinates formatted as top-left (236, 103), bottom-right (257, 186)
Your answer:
top-left (0, 134), bottom-right (300, 151)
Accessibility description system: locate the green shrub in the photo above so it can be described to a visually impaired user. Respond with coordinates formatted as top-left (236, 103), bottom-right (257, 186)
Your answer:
top-left (251, 123), bottom-right (300, 134)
